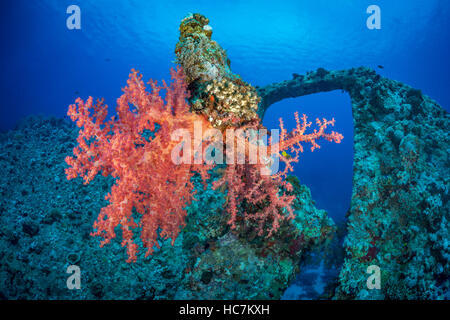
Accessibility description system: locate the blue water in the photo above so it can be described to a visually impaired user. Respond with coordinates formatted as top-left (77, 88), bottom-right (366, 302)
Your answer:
top-left (1, 0), bottom-right (449, 221)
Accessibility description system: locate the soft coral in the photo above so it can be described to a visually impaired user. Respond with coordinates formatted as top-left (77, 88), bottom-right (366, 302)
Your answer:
top-left (65, 67), bottom-right (213, 262)
top-left (213, 113), bottom-right (343, 237)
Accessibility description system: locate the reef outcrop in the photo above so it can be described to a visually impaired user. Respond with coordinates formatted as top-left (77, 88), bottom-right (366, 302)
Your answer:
top-left (175, 13), bottom-right (260, 128)
top-left (258, 67), bottom-right (450, 299)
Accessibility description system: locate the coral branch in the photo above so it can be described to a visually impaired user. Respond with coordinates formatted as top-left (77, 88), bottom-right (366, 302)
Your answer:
top-left (213, 113), bottom-right (343, 237)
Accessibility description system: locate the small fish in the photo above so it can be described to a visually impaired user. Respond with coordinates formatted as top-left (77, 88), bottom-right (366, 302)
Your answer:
top-left (209, 95), bottom-right (215, 103)
top-left (377, 65), bottom-right (384, 69)
top-left (281, 151), bottom-right (292, 159)
top-left (105, 58), bottom-right (111, 62)
top-left (74, 91), bottom-right (79, 95)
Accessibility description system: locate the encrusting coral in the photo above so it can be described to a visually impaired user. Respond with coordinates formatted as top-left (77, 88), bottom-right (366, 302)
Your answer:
top-left (202, 78), bottom-right (261, 128)
top-left (257, 67), bottom-right (449, 299)
top-left (175, 13), bottom-right (260, 128)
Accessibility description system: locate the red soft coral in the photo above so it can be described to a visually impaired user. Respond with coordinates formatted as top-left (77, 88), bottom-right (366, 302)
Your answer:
top-left (65, 67), bottom-right (213, 262)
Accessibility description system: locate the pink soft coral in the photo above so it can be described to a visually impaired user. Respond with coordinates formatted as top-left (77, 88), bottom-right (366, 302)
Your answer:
top-left (213, 113), bottom-right (343, 237)
top-left (65, 67), bottom-right (213, 262)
